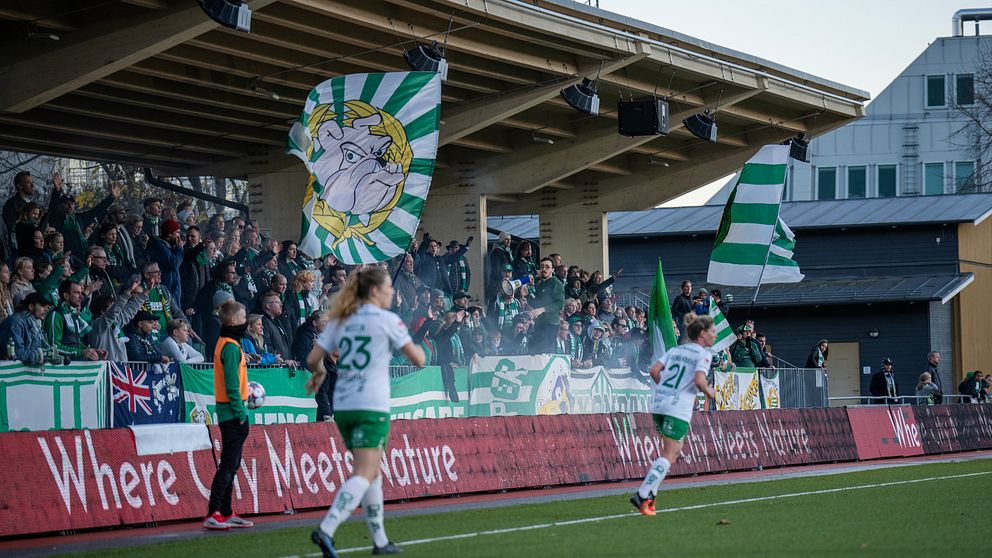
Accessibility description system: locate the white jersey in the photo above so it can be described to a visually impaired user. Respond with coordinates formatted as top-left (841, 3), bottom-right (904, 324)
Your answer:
top-left (316, 304), bottom-right (411, 413)
top-left (651, 343), bottom-right (712, 422)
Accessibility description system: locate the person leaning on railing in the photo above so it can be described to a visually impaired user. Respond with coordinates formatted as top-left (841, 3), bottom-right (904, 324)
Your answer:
top-left (915, 372), bottom-right (942, 404)
top-left (242, 313), bottom-right (280, 365)
top-left (160, 319), bottom-right (205, 364)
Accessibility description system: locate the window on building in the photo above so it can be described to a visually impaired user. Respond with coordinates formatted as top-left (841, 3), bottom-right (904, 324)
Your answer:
top-left (955, 161), bottom-right (976, 192)
top-left (924, 162), bottom-right (945, 195)
top-left (878, 165), bottom-right (897, 197)
top-left (957, 74), bottom-right (975, 106)
top-left (926, 75), bottom-right (946, 108)
top-left (817, 167), bottom-right (836, 200)
top-left (847, 166), bottom-right (866, 198)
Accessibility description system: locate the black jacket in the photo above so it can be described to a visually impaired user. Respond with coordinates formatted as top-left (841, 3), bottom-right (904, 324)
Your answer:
top-left (180, 244), bottom-right (209, 311)
top-left (869, 370), bottom-right (900, 402)
top-left (262, 312), bottom-right (292, 360)
top-left (291, 322), bottom-right (320, 368)
top-left (926, 361), bottom-right (942, 392)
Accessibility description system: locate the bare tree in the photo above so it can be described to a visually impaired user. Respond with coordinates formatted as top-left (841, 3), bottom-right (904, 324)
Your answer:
top-left (950, 43), bottom-right (992, 193)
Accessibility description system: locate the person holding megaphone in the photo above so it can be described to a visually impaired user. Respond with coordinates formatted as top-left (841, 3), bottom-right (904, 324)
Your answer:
top-left (527, 257), bottom-right (565, 352)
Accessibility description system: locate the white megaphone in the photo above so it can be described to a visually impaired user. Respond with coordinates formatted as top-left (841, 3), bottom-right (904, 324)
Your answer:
top-left (501, 275), bottom-right (532, 296)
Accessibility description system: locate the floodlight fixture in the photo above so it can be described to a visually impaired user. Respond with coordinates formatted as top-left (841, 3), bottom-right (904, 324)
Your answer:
top-left (197, 0), bottom-right (252, 33)
top-left (560, 78), bottom-right (600, 115)
top-left (683, 110), bottom-right (717, 142)
top-left (403, 41), bottom-right (449, 81)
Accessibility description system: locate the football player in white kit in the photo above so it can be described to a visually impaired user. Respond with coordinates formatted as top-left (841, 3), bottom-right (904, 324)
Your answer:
top-left (306, 267), bottom-right (425, 556)
top-left (631, 312), bottom-right (717, 515)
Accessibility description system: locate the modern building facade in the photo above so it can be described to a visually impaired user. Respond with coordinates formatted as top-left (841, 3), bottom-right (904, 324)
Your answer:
top-left (788, 20), bottom-right (989, 200)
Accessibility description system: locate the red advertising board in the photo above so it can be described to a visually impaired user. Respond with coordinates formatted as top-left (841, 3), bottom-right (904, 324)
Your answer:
top-left (846, 406), bottom-right (924, 460)
top-left (0, 405), bottom-right (975, 538)
top-left (912, 404), bottom-right (992, 454)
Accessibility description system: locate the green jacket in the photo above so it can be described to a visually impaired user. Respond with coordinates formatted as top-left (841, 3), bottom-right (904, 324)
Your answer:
top-left (43, 302), bottom-right (93, 358)
top-left (532, 276), bottom-right (565, 326)
top-left (730, 339), bottom-right (763, 368)
top-left (215, 341), bottom-right (249, 423)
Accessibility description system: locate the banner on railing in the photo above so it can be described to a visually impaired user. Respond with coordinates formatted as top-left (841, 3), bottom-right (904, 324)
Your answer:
top-left (110, 362), bottom-right (182, 427)
top-left (760, 371), bottom-right (781, 410)
top-left (390, 365), bottom-right (467, 419)
top-left (180, 364), bottom-right (317, 425)
top-left (465, 354), bottom-right (653, 417)
top-left (715, 369), bottom-right (761, 410)
top-left (0, 361), bottom-right (108, 432)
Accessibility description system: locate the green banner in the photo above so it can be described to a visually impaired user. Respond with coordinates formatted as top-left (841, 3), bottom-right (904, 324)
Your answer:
top-left (0, 362), bottom-right (107, 432)
top-left (180, 364), bottom-right (317, 425)
top-left (389, 366), bottom-right (468, 419)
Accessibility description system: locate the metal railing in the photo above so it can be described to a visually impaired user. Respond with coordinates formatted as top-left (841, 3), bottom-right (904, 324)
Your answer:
top-left (828, 394), bottom-right (980, 405)
top-left (767, 367), bottom-right (829, 408)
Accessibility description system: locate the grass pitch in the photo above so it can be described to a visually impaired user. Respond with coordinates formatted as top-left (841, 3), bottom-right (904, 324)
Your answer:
top-left (68, 458), bottom-right (990, 558)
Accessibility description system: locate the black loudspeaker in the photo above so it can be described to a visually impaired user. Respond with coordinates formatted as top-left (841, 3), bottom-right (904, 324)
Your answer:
top-left (785, 133), bottom-right (810, 162)
top-left (617, 98), bottom-right (669, 136)
top-left (197, 0), bottom-right (251, 32)
top-left (683, 112), bottom-right (718, 142)
top-left (560, 78), bottom-right (600, 115)
top-left (403, 41), bottom-right (449, 81)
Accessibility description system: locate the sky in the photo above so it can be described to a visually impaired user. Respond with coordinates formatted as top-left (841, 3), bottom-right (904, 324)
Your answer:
top-left (589, 0), bottom-right (987, 206)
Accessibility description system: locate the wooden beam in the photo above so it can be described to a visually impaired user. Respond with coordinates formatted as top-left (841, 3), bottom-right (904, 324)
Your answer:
top-left (0, 0), bottom-right (278, 113)
top-left (439, 45), bottom-right (649, 146)
top-left (0, 1), bottom-right (76, 31)
top-left (288, 0), bottom-right (595, 77)
top-left (82, 80), bottom-right (294, 124)
top-left (44, 95), bottom-right (287, 145)
top-left (438, 78), bottom-right (767, 195)
top-left (0, 123), bottom-right (219, 166)
top-left (0, 140), bottom-right (190, 175)
top-left (542, 127), bottom-right (796, 214)
top-left (120, 0), bottom-right (169, 8)
top-left (0, 108), bottom-right (257, 158)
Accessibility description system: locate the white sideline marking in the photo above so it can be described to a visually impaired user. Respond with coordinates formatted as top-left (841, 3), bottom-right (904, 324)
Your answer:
top-left (277, 471), bottom-right (992, 558)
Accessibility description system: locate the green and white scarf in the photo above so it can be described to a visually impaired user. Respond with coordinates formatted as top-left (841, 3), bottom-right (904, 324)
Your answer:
top-left (448, 256), bottom-right (469, 291)
top-left (494, 298), bottom-right (520, 329)
top-left (59, 302), bottom-right (92, 337)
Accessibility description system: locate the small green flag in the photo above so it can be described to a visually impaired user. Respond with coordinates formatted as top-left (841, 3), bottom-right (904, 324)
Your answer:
top-left (708, 297), bottom-right (736, 354)
top-left (648, 259), bottom-right (679, 361)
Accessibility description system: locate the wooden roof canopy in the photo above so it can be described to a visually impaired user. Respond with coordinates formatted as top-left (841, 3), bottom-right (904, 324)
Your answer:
top-left (0, 0), bottom-right (867, 214)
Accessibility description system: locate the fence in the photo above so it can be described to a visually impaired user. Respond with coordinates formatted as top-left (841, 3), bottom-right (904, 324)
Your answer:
top-left (828, 394), bottom-right (976, 405)
top-left (770, 367), bottom-right (829, 408)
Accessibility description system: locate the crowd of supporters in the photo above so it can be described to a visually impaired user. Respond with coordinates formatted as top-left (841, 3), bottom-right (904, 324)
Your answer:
top-left (3, 170), bottom-right (982, 407)
top-left (0, 171), bottom-right (640, 384)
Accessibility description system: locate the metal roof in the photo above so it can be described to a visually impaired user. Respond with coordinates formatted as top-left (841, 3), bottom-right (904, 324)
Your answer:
top-left (488, 193), bottom-right (992, 239)
top-left (607, 274), bottom-right (974, 308)
top-left (714, 273), bottom-right (975, 308)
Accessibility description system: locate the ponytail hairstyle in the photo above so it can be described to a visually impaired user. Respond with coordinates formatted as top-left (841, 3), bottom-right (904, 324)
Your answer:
top-left (327, 267), bottom-right (388, 320)
top-left (683, 312), bottom-right (714, 342)
top-left (916, 372), bottom-right (931, 391)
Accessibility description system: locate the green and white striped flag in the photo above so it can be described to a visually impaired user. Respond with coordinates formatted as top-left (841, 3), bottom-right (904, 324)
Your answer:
top-left (707, 144), bottom-right (804, 286)
top-left (708, 297), bottom-right (736, 354)
top-left (286, 72), bottom-right (442, 264)
top-left (648, 259), bottom-right (679, 360)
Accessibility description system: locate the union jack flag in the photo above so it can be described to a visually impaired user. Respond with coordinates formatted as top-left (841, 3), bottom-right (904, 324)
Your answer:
top-left (111, 362), bottom-right (152, 415)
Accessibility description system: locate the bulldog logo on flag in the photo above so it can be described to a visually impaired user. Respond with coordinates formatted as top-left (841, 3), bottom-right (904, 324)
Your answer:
top-left (287, 71), bottom-right (442, 264)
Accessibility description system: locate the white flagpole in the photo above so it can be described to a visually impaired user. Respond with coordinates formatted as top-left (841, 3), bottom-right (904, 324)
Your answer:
top-left (747, 159), bottom-right (790, 317)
